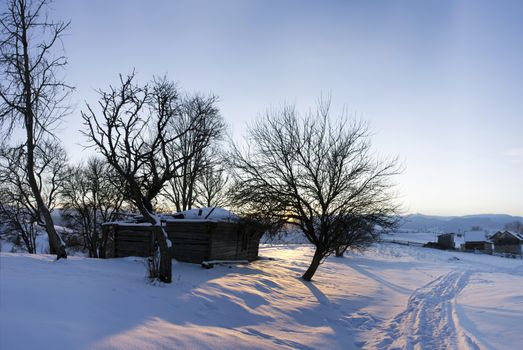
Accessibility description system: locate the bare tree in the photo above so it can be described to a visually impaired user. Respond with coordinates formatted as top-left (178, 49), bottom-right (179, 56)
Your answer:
top-left (195, 153), bottom-right (231, 208)
top-left (0, 0), bottom-right (72, 258)
top-left (82, 73), bottom-right (218, 283)
top-left (61, 157), bottom-right (126, 258)
top-left (0, 200), bottom-right (38, 253)
top-left (333, 216), bottom-right (379, 257)
top-left (0, 140), bottom-right (68, 253)
top-left (229, 101), bottom-right (400, 281)
top-left (164, 94), bottom-right (225, 211)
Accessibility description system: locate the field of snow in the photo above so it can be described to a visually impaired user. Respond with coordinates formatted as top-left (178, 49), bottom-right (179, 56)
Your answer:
top-left (1, 243), bottom-right (522, 350)
top-left (382, 231), bottom-right (438, 244)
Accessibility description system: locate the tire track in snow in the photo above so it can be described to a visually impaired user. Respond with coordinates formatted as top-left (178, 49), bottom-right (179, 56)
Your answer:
top-left (367, 271), bottom-right (483, 350)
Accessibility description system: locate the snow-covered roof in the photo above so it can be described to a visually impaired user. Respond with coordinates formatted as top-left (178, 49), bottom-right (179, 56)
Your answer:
top-left (491, 230), bottom-right (523, 241)
top-left (102, 207), bottom-right (240, 226)
top-left (507, 231), bottom-right (523, 240)
top-left (164, 207), bottom-right (239, 222)
top-left (464, 231), bottom-right (488, 242)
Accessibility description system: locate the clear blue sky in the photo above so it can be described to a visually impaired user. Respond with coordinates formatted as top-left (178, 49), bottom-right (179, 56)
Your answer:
top-left (45, 0), bottom-right (523, 216)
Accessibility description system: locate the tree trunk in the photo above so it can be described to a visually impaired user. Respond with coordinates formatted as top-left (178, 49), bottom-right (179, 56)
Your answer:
top-left (302, 248), bottom-right (325, 281)
top-left (153, 225), bottom-right (172, 283)
top-left (99, 224), bottom-right (109, 259)
top-left (139, 197), bottom-right (172, 283)
top-left (335, 245), bottom-right (348, 257)
top-left (335, 247), bottom-right (342, 257)
top-left (92, 197), bottom-right (99, 258)
top-left (20, 8), bottom-right (66, 259)
top-left (25, 131), bottom-right (66, 258)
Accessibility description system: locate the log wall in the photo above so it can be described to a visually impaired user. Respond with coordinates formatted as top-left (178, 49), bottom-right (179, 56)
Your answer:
top-left (493, 244), bottom-right (522, 255)
top-left (103, 221), bottom-right (261, 263)
top-left (165, 221), bottom-right (212, 263)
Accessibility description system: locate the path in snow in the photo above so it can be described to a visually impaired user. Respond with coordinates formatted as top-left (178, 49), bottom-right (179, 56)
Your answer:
top-left (366, 270), bottom-right (483, 350)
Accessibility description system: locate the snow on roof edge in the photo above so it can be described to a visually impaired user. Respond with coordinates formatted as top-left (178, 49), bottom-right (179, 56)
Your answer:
top-left (102, 207), bottom-right (240, 226)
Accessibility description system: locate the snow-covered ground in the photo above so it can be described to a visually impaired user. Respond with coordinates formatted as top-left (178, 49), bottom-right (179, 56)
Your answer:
top-left (382, 230), bottom-right (439, 244)
top-left (1, 243), bottom-right (522, 350)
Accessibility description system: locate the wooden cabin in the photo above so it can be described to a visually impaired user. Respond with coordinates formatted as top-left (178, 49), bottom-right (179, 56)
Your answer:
top-left (461, 231), bottom-right (492, 254)
top-left (101, 210), bottom-right (262, 263)
top-left (490, 230), bottom-right (523, 256)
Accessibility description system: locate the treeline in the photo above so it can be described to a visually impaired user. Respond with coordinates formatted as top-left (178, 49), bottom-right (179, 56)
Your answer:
top-left (0, 0), bottom-right (400, 283)
top-left (0, 74), bottom-right (229, 258)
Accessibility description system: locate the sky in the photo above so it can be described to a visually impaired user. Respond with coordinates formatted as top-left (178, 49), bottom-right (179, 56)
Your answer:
top-left (16, 0), bottom-right (523, 216)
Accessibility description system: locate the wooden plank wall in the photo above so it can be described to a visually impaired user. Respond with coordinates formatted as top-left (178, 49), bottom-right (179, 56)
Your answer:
top-left (114, 225), bottom-right (154, 258)
top-left (494, 244), bottom-right (522, 255)
top-left (209, 222), bottom-right (261, 261)
top-left (164, 221), bottom-right (211, 263)
top-left (108, 221), bottom-right (262, 263)
top-left (244, 225), bottom-right (261, 261)
top-left (209, 222), bottom-right (241, 261)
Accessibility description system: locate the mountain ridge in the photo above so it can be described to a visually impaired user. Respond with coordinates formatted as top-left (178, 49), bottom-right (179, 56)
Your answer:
top-left (399, 213), bottom-right (523, 232)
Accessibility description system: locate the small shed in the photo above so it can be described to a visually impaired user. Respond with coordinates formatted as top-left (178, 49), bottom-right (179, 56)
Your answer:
top-left (461, 231), bottom-right (492, 253)
top-left (490, 230), bottom-right (523, 255)
top-left (102, 208), bottom-right (263, 264)
top-left (437, 233), bottom-right (455, 249)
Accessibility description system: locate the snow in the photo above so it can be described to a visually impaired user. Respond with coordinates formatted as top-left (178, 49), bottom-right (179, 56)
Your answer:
top-left (457, 272), bottom-right (523, 349)
top-left (382, 231), bottom-right (438, 244)
top-left (172, 207), bottom-right (239, 222)
top-left (464, 231), bottom-right (489, 242)
top-left (454, 234), bottom-right (466, 249)
top-left (1, 243), bottom-right (523, 349)
top-left (151, 213), bottom-right (172, 249)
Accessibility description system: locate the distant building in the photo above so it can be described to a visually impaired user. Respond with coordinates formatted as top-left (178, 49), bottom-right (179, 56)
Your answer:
top-left (461, 230), bottom-right (492, 253)
top-left (490, 230), bottom-right (523, 256)
top-left (437, 233), bottom-right (455, 249)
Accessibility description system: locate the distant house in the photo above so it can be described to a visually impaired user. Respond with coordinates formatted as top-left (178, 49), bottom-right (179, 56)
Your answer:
top-left (461, 230), bottom-right (492, 253)
top-left (490, 230), bottom-right (523, 256)
top-left (437, 233), bottom-right (456, 249)
top-left (102, 208), bottom-right (264, 264)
